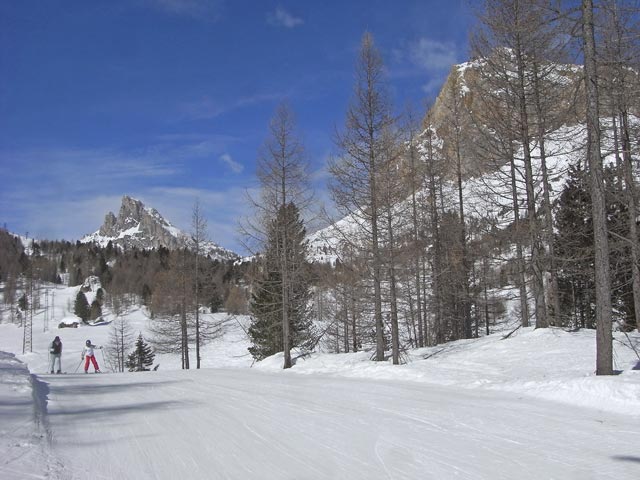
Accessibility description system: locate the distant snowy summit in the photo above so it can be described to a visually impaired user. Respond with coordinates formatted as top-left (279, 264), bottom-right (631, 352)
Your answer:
top-left (81, 195), bottom-right (238, 261)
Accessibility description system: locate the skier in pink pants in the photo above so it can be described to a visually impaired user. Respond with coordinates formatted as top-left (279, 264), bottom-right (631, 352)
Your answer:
top-left (81, 339), bottom-right (101, 373)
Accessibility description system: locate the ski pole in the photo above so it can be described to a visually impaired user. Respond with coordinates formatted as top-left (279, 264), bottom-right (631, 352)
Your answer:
top-left (99, 348), bottom-right (107, 373)
top-left (74, 357), bottom-right (83, 373)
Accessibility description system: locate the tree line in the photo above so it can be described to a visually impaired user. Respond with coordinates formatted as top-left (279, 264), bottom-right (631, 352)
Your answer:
top-left (246, 0), bottom-right (640, 374)
top-left (0, 226), bottom-right (251, 367)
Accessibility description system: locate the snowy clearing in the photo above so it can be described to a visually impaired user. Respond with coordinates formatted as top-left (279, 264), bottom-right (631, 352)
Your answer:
top-left (1, 283), bottom-right (640, 479)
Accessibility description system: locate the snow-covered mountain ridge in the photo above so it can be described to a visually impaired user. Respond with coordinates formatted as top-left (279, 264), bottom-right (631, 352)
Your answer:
top-left (81, 195), bottom-right (238, 261)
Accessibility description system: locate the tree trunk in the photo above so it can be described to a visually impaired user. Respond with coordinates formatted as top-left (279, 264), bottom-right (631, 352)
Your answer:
top-left (619, 110), bottom-right (640, 332)
top-left (351, 287), bottom-right (358, 353)
top-left (425, 127), bottom-right (444, 343)
top-left (409, 141), bottom-right (424, 347)
top-left (181, 250), bottom-right (190, 370)
top-left (532, 60), bottom-right (561, 327)
top-left (195, 250), bottom-right (200, 369)
top-left (281, 233), bottom-right (291, 369)
top-left (509, 143), bottom-right (530, 328)
top-left (450, 82), bottom-right (472, 339)
top-left (514, 33), bottom-right (547, 329)
top-left (583, 0), bottom-right (613, 375)
top-left (386, 208), bottom-right (400, 365)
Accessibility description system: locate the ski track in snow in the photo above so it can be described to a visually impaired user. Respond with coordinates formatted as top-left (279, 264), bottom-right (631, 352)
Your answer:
top-left (3, 369), bottom-right (634, 480)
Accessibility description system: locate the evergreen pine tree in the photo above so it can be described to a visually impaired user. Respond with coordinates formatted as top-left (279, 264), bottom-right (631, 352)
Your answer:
top-left (126, 333), bottom-right (155, 371)
top-left (18, 294), bottom-right (28, 312)
top-left (90, 299), bottom-right (102, 321)
top-left (74, 291), bottom-right (90, 322)
top-left (248, 203), bottom-right (312, 361)
top-left (95, 287), bottom-right (105, 305)
top-left (248, 270), bottom-right (282, 360)
top-left (604, 166), bottom-right (637, 331)
top-left (284, 203), bottom-right (313, 349)
top-left (209, 288), bottom-right (223, 313)
top-left (555, 164), bottom-right (595, 328)
top-left (141, 284), bottom-right (152, 306)
top-left (555, 164), bottom-right (638, 330)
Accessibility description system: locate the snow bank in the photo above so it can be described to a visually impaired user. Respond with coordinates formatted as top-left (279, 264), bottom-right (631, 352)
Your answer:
top-left (0, 352), bottom-right (63, 479)
top-left (256, 327), bottom-right (640, 417)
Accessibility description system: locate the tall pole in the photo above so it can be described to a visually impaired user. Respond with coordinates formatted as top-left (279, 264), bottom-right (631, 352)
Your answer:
top-left (22, 237), bottom-right (33, 354)
top-left (44, 288), bottom-right (49, 332)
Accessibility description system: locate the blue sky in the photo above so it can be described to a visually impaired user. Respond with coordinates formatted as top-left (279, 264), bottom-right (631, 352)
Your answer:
top-left (0, 0), bottom-right (472, 253)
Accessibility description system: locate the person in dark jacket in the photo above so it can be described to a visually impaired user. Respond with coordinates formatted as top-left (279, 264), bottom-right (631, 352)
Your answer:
top-left (49, 336), bottom-right (62, 374)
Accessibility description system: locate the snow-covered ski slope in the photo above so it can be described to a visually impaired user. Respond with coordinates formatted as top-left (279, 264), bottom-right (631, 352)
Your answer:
top-left (1, 282), bottom-right (640, 479)
top-left (4, 365), bottom-right (639, 480)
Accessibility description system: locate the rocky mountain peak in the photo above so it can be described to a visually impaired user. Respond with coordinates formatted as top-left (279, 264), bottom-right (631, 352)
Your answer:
top-left (99, 211), bottom-right (118, 237)
top-left (118, 195), bottom-right (146, 229)
top-left (83, 195), bottom-right (238, 261)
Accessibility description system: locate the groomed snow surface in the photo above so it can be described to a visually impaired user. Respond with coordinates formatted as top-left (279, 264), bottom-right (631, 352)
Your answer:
top-left (1, 283), bottom-right (640, 479)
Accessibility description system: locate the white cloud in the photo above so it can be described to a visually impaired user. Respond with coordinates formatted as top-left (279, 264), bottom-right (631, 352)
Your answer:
top-left (179, 92), bottom-right (285, 120)
top-left (13, 185), bottom-right (254, 252)
top-left (144, 0), bottom-right (222, 20)
top-left (10, 194), bottom-right (125, 241)
top-left (0, 137), bottom-right (240, 243)
top-left (267, 7), bottom-right (304, 28)
top-left (409, 38), bottom-right (457, 72)
top-left (421, 77), bottom-right (447, 94)
top-left (392, 38), bottom-right (458, 94)
top-left (219, 153), bottom-right (244, 173)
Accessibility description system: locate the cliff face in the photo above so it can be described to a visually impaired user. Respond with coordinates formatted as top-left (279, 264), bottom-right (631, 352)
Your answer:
top-left (424, 56), bottom-right (585, 178)
top-left (83, 196), bottom-right (238, 261)
top-left (93, 196), bottom-right (182, 250)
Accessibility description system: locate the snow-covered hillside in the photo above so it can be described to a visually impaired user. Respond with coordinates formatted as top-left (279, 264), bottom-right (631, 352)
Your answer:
top-left (306, 119), bottom-right (624, 264)
top-left (1, 281), bottom-right (639, 479)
